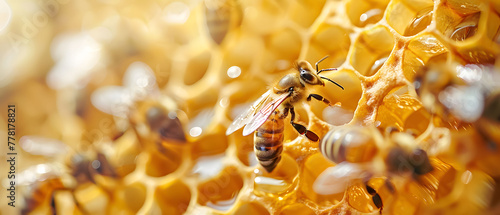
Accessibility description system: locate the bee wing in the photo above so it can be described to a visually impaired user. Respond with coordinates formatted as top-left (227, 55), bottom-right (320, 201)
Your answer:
top-left (20, 136), bottom-right (69, 157)
top-left (123, 61), bottom-right (160, 101)
top-left (226, 90), bottom-right (272, 135)
top-left (242, 92), bottom-right (290, 136)
top-left (313, 162), bottom-right (367, 195)
top-left (91, 86), bottom-right (133, 117)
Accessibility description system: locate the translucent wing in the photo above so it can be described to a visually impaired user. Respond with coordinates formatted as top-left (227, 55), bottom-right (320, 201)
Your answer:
top-left (226, 90), bottom-right (272, 135)
top-left (123, 61), bottom-right (160, 101)
top-left (20, 136), bottom-right (69, 157)
top-left (242, 92), bottom-right (290, 136)
top-left (91, 86), bottom-right (133, 117)
top-left (313, 162), bottom-right (367, 195)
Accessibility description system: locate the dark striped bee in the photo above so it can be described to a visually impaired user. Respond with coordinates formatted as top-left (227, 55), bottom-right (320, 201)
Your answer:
top-left (204, 0), bottom-right (242, 45)
top-left (91, 62), bottom-right (186, 157)
top-left (226, 56), bottom-right (344, 172)
top-left (18, 136), bottom-right (117, 214)
top-left (315, 126), bottom-right (433, 213)
top-left (414, 63), bottom-right (500, 147)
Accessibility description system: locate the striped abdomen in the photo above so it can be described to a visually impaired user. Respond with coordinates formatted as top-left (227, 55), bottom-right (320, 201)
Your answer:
top-left (204, 0), bottom-right (241, 45)
top-left (254, 110), bottom-right (285, 172)
top-left (320, 126), bottom-right (378, 164)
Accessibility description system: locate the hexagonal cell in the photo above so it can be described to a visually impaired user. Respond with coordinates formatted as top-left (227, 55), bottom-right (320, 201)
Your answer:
top-left (406, 33), bottom-right (448, 65)
top-left (403, 107), bottom-right (431, 136)
top-left (145, 150), bottom-right (181, 177)
top-left (184, 50), bottom-right (211, 85)
top-left (446, 12), bottom-right (480, 41)
top-left (401, 48), bottom-right (425, 82)
top-left (267, 28), bottom-right (302, 62)
top-left (241, 1), bottom-right (286, 35)
top-left (232, 202), bottom-right (270, 215)
top-left (191, 153), bottom-right (226, 180)
top-left (312, 69), bottom-right (362, 122)
top-left (73, 183), bottom-right (110, 215)
top-left (350, 25), bottom-right (394, 76)
top-left (231, 134), bottom-right (258, 167)
top-left (112, 182), bottom-right (147, 213)
top-left (288, 0), bottom-right (327, 28)
top-left (224, 78), bottom-right (268, 112)
top-left (404, 40), bottom-right (451, 85)
top-left (306, 23), bottom-right (351, 68)
top-left (346, 0), bottom-right (389, 27)
top-left (221, 32), bottom-right (264, 73)
top-left (376, 94), bottom-right (424, 131)
top-left (197, 166), bottom-right (243, 211)
top-left (321, 105), bottom-right (354, 126)
top-left (254, 154), bottom-right (299, 196)
top-left (386, 0), bottom-right (434, 36)
top-left (434, 1), bottom-right (500, 63)
top-left (155, 180), bottom-right (191, 215)
top-left (108, 130), bottom-right (140, 178)
top-left (191, 124), bottom-right (229, 159)
top-left (300, 153), bottom-right (343, 207)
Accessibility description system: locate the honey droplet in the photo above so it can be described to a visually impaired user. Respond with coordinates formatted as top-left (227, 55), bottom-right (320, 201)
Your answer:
top-left (404, 7), bottom-right (434, 36)
top-left (449, 13), bottom-right (480, 41)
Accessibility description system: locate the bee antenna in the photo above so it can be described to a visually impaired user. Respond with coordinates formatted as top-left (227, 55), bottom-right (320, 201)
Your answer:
top-left (316, 56), bottom-right (329, 73)
top-left (317, 68), bottom-right (337, 74)
top-left (321, 76), bottom-right (344, 90)
top-left (293, 61), bottom-right (300, 71)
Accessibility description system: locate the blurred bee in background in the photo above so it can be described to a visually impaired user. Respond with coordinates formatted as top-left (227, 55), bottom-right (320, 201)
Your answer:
top-left (91, 62), bottom-right (186, 156)
top-left (315, 125), bottom-right (434, 213)
top-left (18, 136), bottom-right (118, 214)
top-left (204, 0), bottom-right (242, 45)
top-left (226, 56), bottom-right (344, 172)
top-left (414, 63), bottom-right (500, 147)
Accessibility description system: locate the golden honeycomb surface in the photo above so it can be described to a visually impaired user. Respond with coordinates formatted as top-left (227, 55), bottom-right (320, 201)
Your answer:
top-left (0, 0), bottom-right (500, 214)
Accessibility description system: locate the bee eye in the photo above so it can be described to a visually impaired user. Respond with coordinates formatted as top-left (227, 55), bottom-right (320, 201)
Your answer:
top-left (300, 69), bottom-right (315, 82)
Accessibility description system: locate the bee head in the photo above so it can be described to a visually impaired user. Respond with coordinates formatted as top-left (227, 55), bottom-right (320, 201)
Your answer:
top-left (296, 60), bottom-right (323, 86)
top-left (296, 56), bottom-right (344, 90)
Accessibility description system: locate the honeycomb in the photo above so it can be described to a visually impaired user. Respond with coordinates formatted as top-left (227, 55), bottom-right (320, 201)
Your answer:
top-left (1, 0), bottom-right (500, 214)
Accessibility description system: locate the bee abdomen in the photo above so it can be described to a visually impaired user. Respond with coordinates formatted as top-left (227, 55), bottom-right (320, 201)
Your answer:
top-left (254, 112), bottom-right (285, 172)
top-left (320, 128), bottom-right (346, 163)
top-left (255, 145), bottom-right (283, 173)
top-left (320, 126), bottom-right (378, 164)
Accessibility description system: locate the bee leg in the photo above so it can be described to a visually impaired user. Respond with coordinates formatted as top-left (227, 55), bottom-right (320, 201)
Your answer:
top-left (289, 107), bottom-right (319, 141)
top-left (366, 184), bottom-right (383, 214)
top-left (282, 107), bottom-right (289, 119)
top-left (385, 178), bottom-right (396, 194)
top-left (307, 94), bottom-right (331, 106)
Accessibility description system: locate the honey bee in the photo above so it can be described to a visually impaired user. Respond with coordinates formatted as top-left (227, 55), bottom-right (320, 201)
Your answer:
top-left (315, 126), bottom-right (433, 213)
top-left (18, 136), bottom-right (118, 214)
top-left (226, 56), bottom-right (344, 172)
top-left (414, 63), bottom-right (500, 146)
top-left (91, 62), bottom-right (186, 152)
top-left (204, 0), bottom-right (242, 45)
